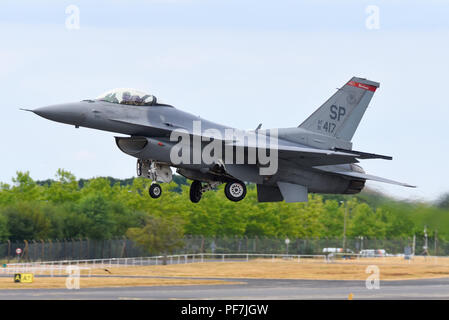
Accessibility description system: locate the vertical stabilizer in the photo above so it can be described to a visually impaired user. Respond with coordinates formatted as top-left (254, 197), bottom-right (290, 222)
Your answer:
top-left (299, 77), bottom-right (379, 141)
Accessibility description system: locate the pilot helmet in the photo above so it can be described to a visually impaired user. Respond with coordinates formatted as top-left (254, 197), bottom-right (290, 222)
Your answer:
top-left (122, 91), bottom-right (131, 101)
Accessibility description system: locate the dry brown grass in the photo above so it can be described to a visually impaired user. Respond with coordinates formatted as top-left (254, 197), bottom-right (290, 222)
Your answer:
top-left (3, 256), bottom-right (449, 290)
top-left (0, 277), bottom-right (234, 290)
top-left (88, 257), bottom-right (449, 281)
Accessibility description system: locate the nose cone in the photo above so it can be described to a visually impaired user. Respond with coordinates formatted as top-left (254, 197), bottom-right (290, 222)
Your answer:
top-left (33, 103), bottom-right (86, 126)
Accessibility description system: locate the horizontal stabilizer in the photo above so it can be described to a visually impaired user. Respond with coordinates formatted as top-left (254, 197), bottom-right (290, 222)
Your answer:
top-left (333, 148), bottom-right (392, 160)
top-left (333, 171), bottom-right (416, 188)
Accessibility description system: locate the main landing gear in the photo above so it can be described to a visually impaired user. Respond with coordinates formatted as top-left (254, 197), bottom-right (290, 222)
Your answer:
top-left (188, 180), bottom-right (247, 203)
top-left (189, 180), bottom-right (220, 203)
top-left (224, 181), bottom-right (247, 202)
top-left (137, 159), bottom-right (247, 203)
top-left (189, 180), bottom-right (202, 203)
top-left (149, 183), bottom-right (162, 199)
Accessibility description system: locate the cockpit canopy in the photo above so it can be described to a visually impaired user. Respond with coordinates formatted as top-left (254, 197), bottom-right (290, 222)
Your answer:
top-left (96, 88), bottom-right (157, 106)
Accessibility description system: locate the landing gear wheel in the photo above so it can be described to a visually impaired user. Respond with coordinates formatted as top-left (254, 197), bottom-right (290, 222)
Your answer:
top-left (136, 159), bottom-right (142, 176)
top-left (224, 181), bottom-right (247, 202)
top-left (149, 183), bottom-right (162, 199)
top-left (190, 180), bottom-right (202, 203)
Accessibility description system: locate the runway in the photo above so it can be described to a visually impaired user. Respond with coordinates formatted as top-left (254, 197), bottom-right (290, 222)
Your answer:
top-left (2, 277), bottom-right (449, 299)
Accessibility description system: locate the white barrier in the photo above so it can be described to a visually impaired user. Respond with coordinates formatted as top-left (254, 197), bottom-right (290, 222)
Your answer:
top-left (326, 252), bottom-right (441, 264)
top-left (0, 265), bottom-right (92, 277)
top-left (3, 253), bottom-right (443, 278)
top-left (4, 253), bottom-right (328, 272)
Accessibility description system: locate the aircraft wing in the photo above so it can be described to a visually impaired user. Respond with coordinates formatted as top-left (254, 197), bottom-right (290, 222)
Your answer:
top-left (316, 169), bottom-right (416, 188)
top-left (110, 118), bottom-right (387, 167)
top-left (227, 141), bottom-right (362, 166)
top-left (276, 146), bottom-right (360, 166)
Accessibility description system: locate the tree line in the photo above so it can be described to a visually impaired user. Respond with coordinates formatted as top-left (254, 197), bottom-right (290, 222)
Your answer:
top-left (0, 169), bottom-right (447, 243)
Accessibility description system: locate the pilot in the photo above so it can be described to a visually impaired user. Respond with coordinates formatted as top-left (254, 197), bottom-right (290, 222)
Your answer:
top-left (130, 95), bottom-right (143, 106)
top-left (121, 91), bottom-right (132, 105)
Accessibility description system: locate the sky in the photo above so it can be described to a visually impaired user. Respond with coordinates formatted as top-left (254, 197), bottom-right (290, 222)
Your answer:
top-left (1, 0), bottom-right (448, 202)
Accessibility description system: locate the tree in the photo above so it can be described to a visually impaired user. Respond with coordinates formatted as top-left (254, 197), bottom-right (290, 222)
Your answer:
top-left (44, 169), bottom-right (80, 204)
top-left (10, 171), bottom-right (42, 202)
top-left (126, 215), bottom-right (185, 263)
top-left (0, 214), bottom-right (9, 241)
top-left (321, 199), bottom-right (345, 237)
top-left (2, 168), bottom-right (449, 242)
top-left (1, 202), bottom-right (51, 241)
top-left (437, 193), bottom-right (449, 209)
top-left (75, 194), bottom-right (114, 239)
top-left (348, 202), bottom-right (386, 238)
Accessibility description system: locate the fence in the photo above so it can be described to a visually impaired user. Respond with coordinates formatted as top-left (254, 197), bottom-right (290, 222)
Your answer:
top-left (0, 238), bottom-right (146, 262)
top-left (0, 236), bottom-right (446, 262)
top-left (2, 253), bottom-right (328, 276)
top-left (3, 252), bottom-right (446, 280)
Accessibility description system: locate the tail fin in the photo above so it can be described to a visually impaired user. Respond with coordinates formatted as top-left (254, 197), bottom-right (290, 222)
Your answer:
top-left (299, 77), bottom-right (380, 141)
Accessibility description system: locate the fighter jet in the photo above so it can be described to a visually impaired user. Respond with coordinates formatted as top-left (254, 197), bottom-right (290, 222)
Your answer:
top-left (25, 77), bottom-right (414, 203)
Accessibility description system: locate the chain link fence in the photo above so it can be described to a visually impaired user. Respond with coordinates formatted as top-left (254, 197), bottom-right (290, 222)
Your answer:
top-left (0, 236), bottom-right (445, 262)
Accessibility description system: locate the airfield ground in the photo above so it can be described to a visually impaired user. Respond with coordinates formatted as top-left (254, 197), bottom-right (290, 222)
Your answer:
top-left (88, 256), bottom-right (449, 281)
top-left (3, 256), bottom-right (449, 290)
top-left (0, 276), bottom-right (234, 290)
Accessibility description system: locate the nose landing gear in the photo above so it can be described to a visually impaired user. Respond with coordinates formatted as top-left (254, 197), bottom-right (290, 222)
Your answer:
top-left (137, 159), bottom-right (172, 199)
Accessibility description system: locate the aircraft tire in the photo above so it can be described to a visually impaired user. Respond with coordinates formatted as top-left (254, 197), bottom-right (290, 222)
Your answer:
top-left (149, 183), bottom-right (162, 199)
top-left (136, 159), bottom-right (142, 177)
top-left (224, 181), bottom-right (247, 202)
top-left (190, 180), bottom-right (202, 203)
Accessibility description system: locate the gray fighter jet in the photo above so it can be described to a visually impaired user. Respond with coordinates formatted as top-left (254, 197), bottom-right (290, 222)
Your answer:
top-left (25, 77), bottom-right (414, 203)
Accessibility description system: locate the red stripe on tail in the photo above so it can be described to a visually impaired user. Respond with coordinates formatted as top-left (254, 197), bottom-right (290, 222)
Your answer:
top-left (347, 81), bottom-right (377, 92)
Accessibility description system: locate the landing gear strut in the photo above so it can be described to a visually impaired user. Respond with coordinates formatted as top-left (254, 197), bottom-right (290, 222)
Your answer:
top-left (189, 180), bottom-right (222, 203)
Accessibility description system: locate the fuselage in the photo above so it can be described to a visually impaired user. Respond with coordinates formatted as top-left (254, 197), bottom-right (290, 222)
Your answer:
top-left (32, 98), bottom-right (364, 195)
top-left (27, 79), bottom-right (415, 203)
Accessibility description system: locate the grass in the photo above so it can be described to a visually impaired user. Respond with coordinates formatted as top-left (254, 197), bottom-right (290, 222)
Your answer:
top-left (88, 257), bottom-right (449, 281)
top-left (3, 256), bottom-right (449, 289)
